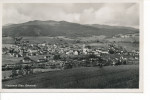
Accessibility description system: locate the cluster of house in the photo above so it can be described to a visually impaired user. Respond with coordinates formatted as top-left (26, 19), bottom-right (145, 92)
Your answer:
top-left (2, 40), bottom-right (139, 70)
top-left (2, 40), bottom-right (110, 58)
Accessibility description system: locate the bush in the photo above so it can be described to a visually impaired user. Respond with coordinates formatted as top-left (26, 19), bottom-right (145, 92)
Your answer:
top-left (108, 49), bottom-right (115, 54)
top-left (63, 63), bottom-right (73, 69)
top-left (53, 54), bottom-right (61, 60)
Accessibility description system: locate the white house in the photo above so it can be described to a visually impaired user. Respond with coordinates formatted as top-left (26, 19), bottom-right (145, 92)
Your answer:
top-left (74, 51), bottom-right (79, 55)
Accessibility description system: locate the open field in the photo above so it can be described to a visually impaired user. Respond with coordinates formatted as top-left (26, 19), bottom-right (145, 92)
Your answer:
top-left (2, 54), bottom-right (49, 65)
top-left (2, 65), bottom-right (139, 89)
top-left (2, 55), bottom-right (22, 65)
top-left (107, 36), bottom-right (139, 42)
top-left (2, 36), bottom-right (75, 44)
top-left (2, 35), bottom-right (139, 44)
top-left (2, 68), bottom-right (61, 79)
top-left (2, 44), bottom-right (14, 48)
top-left (78, 35), bottom-right (106, 41)
top-left (2, 37), bottom-right (15, 44)
top-left (117, 42), bottom-right (139, 51)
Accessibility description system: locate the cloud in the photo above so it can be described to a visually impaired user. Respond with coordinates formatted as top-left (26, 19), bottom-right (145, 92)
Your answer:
top-left (3, 3), bottom-right (139, 28)
top-left (78, 3), bottom-right (139, 28)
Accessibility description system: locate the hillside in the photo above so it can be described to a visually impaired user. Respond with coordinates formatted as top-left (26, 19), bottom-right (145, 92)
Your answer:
top-left (3, 65), bottom-right (139, 89)
top-left (2, 20), bottom-right (139, 37)
top-left (88, 24), bottom-right (138, 30)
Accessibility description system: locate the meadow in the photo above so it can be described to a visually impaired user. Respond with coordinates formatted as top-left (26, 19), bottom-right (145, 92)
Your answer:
top-left (2, 36), bottom-right (75, 44)
top-left (2, 65), bottom-right (139, 89)
top-left (2, 55), bottom-right (22, 65)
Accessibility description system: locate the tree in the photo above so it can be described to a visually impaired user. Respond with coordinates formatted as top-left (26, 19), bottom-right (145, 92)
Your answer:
top-left (85, 45), bottom-right (91, 49)
top-left (108, 49), bottom-right (115, 54)
top-left (53, 54), bottom-right (61, 60)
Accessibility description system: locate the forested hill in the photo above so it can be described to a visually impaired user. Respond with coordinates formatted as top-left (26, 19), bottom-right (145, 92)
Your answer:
top-left (2, 20), bottom-right (139, 37)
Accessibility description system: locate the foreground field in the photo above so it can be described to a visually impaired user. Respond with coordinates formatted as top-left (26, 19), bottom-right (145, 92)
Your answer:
top-left (2, 65), bottom-right (139, 89)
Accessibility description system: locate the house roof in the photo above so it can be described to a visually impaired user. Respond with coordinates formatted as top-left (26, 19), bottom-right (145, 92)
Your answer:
top-left (24, 57), bottom-right (32, 60)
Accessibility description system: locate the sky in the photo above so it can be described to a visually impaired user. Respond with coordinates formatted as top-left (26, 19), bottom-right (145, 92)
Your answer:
top-left (3, 3), bottom-right (139, 28)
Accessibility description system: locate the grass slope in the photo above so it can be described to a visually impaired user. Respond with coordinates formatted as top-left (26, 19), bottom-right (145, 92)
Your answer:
top-left (2, 65), bottom-right (139, 89)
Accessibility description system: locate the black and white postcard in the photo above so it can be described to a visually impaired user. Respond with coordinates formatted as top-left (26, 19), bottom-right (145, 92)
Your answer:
top-left (0, 0), bottom-right (143, 92)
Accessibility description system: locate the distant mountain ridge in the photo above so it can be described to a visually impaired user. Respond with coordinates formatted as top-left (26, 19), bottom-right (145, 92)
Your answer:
top-left (87, 24), bottom-right (138, 30)
top-left (2, 20), bottom-right (139, 37)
